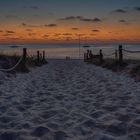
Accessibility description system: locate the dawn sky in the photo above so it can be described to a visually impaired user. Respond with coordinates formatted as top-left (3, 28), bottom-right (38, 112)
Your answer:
top-left (0, 0), bottom-right (140, 44)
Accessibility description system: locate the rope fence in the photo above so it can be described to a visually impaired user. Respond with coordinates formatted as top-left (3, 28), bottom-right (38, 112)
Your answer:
top-left (84, 45), bottom-right (140, 64)
top-left (123, 49), bottom-right (140, 53)
top-left (103, 51), bottom-right (116, 57)
top-left (0, 48), bottom-right (47, 72)
top-left (0, 56), bottom-right (23, 72)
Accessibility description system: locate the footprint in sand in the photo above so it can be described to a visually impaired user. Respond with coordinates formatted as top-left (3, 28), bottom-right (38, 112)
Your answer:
top-left (0, 131), bottom-right (20, 140)
top-left (47, 122), bottom-right (60, 131)
top-left (31, 126), bottom-right (52, 137)
top-left (81, 119), bottom-right (96, 129)
top-left (105, 120), bottom-right (127, 136)
top-left (0, 116), bottom-right (15, 124)
top-left (54, 131), bottom-right (68, 140)
top-left (41, 110), bottom-right (58, 120)
top-left (114, 112), bottom-right (131, 122)
top-left (90, 110), bottom-right (105, 119)
top-left (133, 117), bottom-right (140, 125)
top-left (88, 133), bottom-right (115, 140)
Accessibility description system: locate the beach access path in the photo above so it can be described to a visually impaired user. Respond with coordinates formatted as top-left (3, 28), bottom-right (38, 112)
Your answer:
top-left (0, 60), bottom-right (140, 140)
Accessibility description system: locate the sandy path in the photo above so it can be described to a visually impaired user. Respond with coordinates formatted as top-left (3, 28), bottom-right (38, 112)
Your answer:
top-left (0, 60), bottom-right (140, 140)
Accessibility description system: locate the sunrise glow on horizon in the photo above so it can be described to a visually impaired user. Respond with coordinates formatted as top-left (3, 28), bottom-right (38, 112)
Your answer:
top-left (0, 0), bottom-right (140, 45)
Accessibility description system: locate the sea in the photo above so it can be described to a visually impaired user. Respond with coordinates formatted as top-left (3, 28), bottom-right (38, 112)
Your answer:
top-left (0, 44), bottom-right (140, 60)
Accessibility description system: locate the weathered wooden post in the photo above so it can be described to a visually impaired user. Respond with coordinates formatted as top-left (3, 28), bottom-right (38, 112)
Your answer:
top-left (37, 51), bottom-right (40, 63)
top-left (87, 50), bottom-right (89, 62)
top-left (89, 50), bottom-right (92, 63)
top-left (119, 45), bottom-right (123, 64)
top-left (43, 51), bottom-right (45, 62)
top-left (22, 48), bottom-right (27, 69)
top-left (99, 49), bottom-right (103, 63)
top-left (115, 49), bottom-right (118, 61)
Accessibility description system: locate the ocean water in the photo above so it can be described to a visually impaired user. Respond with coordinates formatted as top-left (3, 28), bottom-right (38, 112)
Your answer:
top-left (0, 44), bottom-right (140, 59)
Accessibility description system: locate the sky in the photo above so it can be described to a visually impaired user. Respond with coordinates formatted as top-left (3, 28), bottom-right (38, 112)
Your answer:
top-left (0, 0), bottom-right (140, 44)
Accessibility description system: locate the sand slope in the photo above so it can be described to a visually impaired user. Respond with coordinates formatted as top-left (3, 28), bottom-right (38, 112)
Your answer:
top-left (0, 60), bottom-right (140, 140)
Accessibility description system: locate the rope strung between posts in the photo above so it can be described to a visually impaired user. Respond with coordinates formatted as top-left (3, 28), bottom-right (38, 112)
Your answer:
top-left (26, 52), bottom-right (32, 58)
top-left (123, 49), bottom-right (140, 53)
top-left (123, 51), bottom-right (139, 60)
top-left (0, 55), bottom-right (23, 72)
top-left (103, 51), bottom-right (116, 56)
top-left (26, 52), bottom-right (37, 60)
top-left (92, 52), bottom-right (100, 55)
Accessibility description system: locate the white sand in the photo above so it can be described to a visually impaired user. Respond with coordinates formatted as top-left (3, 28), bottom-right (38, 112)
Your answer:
top-left (0, 60), bottom-right (140, 140)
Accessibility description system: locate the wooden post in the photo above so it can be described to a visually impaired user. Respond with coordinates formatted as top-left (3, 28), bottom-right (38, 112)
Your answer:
top-left (99, 49), bottom-right (103, 63)
top-left (87, 50), bottom-right (90, 61)
top-left (37, 51), bottom-right (40, 63)
top-left (22, 48), bottom-right (27, 69)
top-left (89, 50), bottom-right (92, 63)
top-left (119, 45), bottom-right (123, 64)
top-left (115, 49), bottom-right (118, 61)
top-left (43, 51), bottom-right (45, 62)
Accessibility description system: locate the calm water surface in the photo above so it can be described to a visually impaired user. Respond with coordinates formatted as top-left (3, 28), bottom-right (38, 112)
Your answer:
top-left (0, 44), bottom-right (140, 59)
